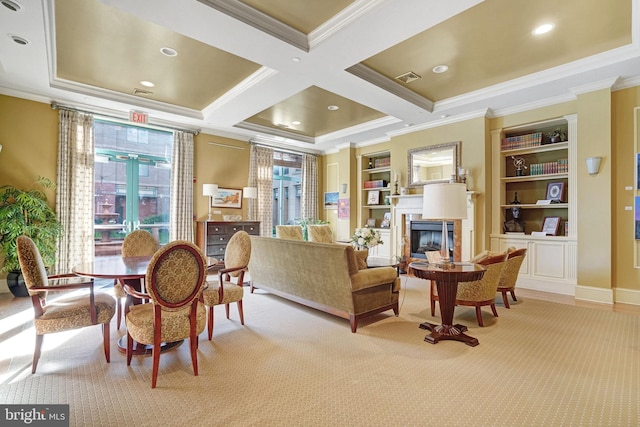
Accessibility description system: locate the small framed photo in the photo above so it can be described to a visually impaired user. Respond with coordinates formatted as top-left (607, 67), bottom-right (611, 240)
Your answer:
top-left (367, 190), bottom-right (380, 205)
top-left (380, 212), bottom-right (391, 228)
top-left (366, 218), bottom-right (377, 228)
top-left (324, 192), bottom-right (339, 209)
top-left (541, 216), bottom-right (561, 236)
top-left (545, 182), bottom-right (566, 202)
top-left (212, 188), bottom-right (242, 209)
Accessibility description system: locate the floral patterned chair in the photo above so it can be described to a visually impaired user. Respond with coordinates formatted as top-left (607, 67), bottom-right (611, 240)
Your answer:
top-left (16, 235), bottom-right (116, 373)
top-left (275, 225), bottom-right (304, 240)
top-left (306, 224), bottom-right (333, 243)
top-left (201, 231), bottom-right (251, 340)
top-left (431, 251), bottom-right (508, 326)
top-left (114, 229), bottom-right (159, 329)
top-left (497, 248), bottom-right (527, 308)
top-left (123, 240), bottom-right (207, 388)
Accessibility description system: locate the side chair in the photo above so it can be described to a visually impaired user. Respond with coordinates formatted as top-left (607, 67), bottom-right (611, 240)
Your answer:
top-left (16, 235), bottom-right (116, 373)
top-left (201, 230), bottom-right (251, 340)
top-left (114, 229), bottom-right (159, 329)
top-left (497, 248), bottom-right (527, 308)
top-left (123, 240), bottom-right (207, 388)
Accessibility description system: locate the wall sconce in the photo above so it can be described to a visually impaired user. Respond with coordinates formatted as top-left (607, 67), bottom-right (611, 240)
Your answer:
top-left (586, 157), bottom-right (602, 175)
top-left (340, 183), bottom-right (347, 194)
top-left (202, 184), bottom-right (218, 220)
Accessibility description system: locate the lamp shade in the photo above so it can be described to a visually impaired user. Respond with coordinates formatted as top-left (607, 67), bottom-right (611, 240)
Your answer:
top-left (422, 183), bottom-right (467, 220)
top-left (202, 184), bottom-right (218, 197)
top-left (243, 186), bottom-right (257, 199)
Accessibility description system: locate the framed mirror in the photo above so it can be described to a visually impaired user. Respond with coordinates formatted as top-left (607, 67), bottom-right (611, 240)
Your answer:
top-left (407, 141), bottom-right (461, 187)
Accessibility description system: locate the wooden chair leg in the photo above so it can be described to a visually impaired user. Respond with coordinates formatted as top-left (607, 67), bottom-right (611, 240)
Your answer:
top-left (510, 290), bottom-right (517, 302)
top-left (490, 304), bottom-right (499, 318)
top-left (151, 341), bottom-right (161, 389)
top-left (349, 315), bottom-right (358, 333)
top-left (225, 303), bottom-right (230, 319)
top-left (237, 300), bottom-right (244, 325)
top-left (475, 306), bottom-right (484, 327)
top-left (116, 298), bottom-right (122, 329)
top-left (32, 334), bottom-right (43, 374)
top-left (501, 290), bottom-right (510, 309)
top-left (207, 306), bottom-right (214, 340)
top-left (126, 333), bottom-right (133, 366)
top-left (103, 322), bottom-right (111, 363)
top-left (190, 334), bottom-right (199, 376)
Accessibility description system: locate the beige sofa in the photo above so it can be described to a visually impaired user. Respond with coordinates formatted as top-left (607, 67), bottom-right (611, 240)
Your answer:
top-left (248, 236), bottom-right (400, 332)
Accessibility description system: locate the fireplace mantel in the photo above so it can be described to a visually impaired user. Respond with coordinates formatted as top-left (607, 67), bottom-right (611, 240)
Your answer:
top-left (391, 192), bottom-right (477, 262)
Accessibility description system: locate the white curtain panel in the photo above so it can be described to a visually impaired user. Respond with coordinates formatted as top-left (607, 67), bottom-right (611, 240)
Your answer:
top-left (170, 131), bottom-right (194, 242)
top-left (301, 153), bottom-right (318, 221)
top-left (249, 145), bottom-right (273, 237)
top-left (55, 109), bottom-right (95, 273)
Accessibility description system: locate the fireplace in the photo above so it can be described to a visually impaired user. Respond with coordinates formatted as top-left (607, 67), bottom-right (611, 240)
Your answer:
top-left (410, 220), bottom-right (454, 260)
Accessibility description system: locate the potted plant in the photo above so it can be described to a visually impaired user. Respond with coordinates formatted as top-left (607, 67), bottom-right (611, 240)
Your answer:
top-left (0, 177), bottom-right (63, 297)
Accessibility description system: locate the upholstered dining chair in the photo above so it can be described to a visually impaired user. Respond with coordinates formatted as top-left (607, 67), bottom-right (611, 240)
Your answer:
top-left (201, 231), bottom-right (251, 340)
top-left (431, 251), bottom-right (508, 326)
top-left (497, 248), bottom-right (527, 308)
top-left (114, 229), bottom-right (159, 329)
top-left (306, 224), bottom-right (333, 243)
top-left (275, 225), bottom-right (303, 240)
top-left (123, 240), bottom-right (207, 388)
top-left (16, 235), bottom-right (116, 373)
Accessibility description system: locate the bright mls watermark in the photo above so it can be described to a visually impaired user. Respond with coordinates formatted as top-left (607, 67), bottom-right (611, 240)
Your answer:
top-left (1, 405), bottom-right (69, 426)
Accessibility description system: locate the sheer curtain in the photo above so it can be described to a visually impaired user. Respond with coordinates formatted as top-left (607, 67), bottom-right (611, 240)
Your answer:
top-left (300, 153), bottom-right (318, 221)
top-left (170, 131), bottom-right (194, 242)
top-left (55, 109), bottom-right (95, 273)
top-left (249, 145), bottom-right (273, 237)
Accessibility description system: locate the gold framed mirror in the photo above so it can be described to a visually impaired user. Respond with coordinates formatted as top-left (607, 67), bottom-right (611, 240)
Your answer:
top-left (407, 141), bottom-right (461, 187)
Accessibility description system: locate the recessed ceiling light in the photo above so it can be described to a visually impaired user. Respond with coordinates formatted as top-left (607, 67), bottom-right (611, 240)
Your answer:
top-left (292, 57), bottom-right (301, 63)
top-left (327, 105), bottom-right (339, 111)
top-left (140, 80), bottom-right (155, 88)
top-left (292, 121), bottom-right (301, 125)
top-left (533, 23), bottom-right (554, 35)
top-left (9, 34), bottom-right (29, 45)
top-left (160, 47), bottom-right (177, 57)
top-left (1, 0), bottom-right (22, 12)
top-left (432, 65), bottom-right (449, 74)
top-left (440, 114), bottom-right (449, 119)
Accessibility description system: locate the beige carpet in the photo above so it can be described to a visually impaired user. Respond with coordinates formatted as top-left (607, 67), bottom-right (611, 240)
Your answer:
top-left (1, 276), bottom-right (638, 426)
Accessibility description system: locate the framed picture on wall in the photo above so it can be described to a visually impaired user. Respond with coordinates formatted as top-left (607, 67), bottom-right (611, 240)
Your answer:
top-left (212, 188), bottom-right (242, 209)
top-left (324, 192), bottom-right (339, 209)
top-left (338, 199), bottom-right (350, 219)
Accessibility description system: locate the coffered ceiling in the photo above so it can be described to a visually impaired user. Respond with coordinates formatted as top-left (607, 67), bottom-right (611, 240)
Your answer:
top-left (0, 0), bottom-right (638, 153)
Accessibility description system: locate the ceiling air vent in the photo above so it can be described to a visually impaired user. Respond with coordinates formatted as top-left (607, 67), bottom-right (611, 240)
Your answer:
top-left (395, 71), bottom-right (421, 84)
top-left (132, 88), bottom-right (153, 97)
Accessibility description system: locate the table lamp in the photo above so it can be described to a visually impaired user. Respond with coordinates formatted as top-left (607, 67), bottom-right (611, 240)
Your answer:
top-left (422, 182), bottom-right (467, 268)
top-left (203, 184), bottom-right (218, 220)
top-left (242, 186), bottom-right (257, 220)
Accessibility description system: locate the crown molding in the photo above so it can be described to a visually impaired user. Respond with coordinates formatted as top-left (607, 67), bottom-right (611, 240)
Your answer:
top-left (309, 0), bottom-right (384, 50)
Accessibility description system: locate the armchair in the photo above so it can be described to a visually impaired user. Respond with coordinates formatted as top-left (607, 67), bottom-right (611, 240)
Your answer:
top-left (201, 230), bottom-right (251, 340)
top-left (16, 235), bottom-right (116, 373)
top-left (307, 224), bottom-right (333, 243)
top-left (123, 240), bottom-right (207, 388)
top-left (275, 225), bottom-right (303, 240)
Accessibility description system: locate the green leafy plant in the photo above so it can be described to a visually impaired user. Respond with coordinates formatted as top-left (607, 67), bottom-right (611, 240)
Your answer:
top-left (0, 177), bottom-right (63, 273)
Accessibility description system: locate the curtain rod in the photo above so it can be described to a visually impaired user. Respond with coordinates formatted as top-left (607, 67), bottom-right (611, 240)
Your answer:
top-left (249, 140), bottom-right (318, 157)
top-left (50, 102), bottom-right (200, 135)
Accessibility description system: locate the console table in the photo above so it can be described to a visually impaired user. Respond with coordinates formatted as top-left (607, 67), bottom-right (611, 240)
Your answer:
top-left (195, 220), bottom-right (259, 260)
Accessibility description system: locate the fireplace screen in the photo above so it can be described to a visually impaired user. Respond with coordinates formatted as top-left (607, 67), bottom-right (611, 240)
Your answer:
top-left (410, 221), bottom-right (454, 260)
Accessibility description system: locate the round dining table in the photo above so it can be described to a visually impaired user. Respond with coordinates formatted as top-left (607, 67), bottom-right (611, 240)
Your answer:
top-left (73, 255), bottom-right (181, 355)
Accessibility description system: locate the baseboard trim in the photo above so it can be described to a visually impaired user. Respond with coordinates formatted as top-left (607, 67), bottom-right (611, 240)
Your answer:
top-left (575, 285), bottom-right (614, 305)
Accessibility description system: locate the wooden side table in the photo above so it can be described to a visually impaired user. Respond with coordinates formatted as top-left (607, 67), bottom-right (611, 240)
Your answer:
top-left (409, 262), bottom-right (486, 347)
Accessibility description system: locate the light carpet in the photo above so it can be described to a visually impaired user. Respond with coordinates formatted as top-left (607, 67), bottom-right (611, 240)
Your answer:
top-left (0, 276), bottom-right (638, 426)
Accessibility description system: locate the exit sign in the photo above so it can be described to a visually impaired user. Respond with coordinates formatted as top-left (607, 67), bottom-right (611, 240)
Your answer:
top-left (130, 111), bottom-right (148, 124)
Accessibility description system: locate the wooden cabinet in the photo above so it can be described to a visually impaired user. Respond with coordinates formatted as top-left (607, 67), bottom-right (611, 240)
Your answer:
top-left (491, 114), bottom-right (577, 295)
top-left (195, 221), bottom-right (260, 260)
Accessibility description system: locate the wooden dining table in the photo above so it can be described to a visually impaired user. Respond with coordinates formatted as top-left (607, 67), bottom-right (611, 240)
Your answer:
top-left (72, 255), bottom-right (182, 355)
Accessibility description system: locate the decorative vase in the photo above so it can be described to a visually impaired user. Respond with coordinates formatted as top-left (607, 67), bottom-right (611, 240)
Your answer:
top-left (7, 270), bottom-right (29, 297)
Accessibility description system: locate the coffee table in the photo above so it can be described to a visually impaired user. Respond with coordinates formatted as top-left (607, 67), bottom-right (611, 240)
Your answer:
top-left (409, 261), bottom-right (486, 347)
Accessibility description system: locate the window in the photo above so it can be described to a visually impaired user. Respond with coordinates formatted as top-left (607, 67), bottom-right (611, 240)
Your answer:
top-left (272, 151), bottom-right (302, 227)
top-left (93, 120), bottom-right (172, 255)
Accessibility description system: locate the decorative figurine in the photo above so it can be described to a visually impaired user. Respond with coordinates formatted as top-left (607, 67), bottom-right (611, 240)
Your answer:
top-left (504, 192), bottom-right (525, 233)
top-left (511, 156), bottom-right (528, 176)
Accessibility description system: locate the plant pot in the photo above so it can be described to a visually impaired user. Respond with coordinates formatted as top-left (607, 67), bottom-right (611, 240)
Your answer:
top-left (7, 270), bottom-right (29, 297)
